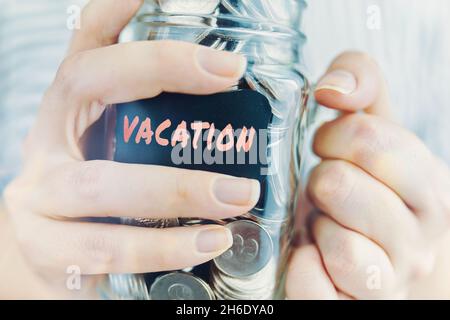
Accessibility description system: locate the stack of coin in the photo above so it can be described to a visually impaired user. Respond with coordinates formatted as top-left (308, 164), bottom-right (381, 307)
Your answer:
top-left (210, 220), bottom-right (279, 300)
top-left (211, 258), bottom-right (277, 300)
top-left (108, 217), bottom-right (180, 299)
top-left (108, 274), bottom-right (150, 300)
top-left (150, 272), bottom-right (216, 300)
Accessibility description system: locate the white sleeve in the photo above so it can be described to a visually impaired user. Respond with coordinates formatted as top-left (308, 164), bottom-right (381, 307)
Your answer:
top-left (303, 0), bottom-right (450, 163)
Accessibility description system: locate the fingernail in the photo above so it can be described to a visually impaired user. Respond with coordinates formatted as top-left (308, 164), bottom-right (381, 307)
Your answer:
top-left (316, 69), bottom-right (357, 95)
top-left (196, 227), bottom-right (233, 253)
top-left (196, 47), bottom-right (247, 78)
top-left (213, 177), bottom-right (260, 206)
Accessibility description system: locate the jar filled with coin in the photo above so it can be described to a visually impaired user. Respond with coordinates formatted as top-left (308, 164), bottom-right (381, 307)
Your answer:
top-left (87, 0), bottom-right (310, 300)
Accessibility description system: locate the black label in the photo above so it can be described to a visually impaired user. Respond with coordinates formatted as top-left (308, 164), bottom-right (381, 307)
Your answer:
top-left (113, 90), bottom-right (273, 183)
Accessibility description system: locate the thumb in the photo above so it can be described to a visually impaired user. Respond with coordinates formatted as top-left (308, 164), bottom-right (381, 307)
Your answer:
top-left (314, 51), bottom-right (393, 119)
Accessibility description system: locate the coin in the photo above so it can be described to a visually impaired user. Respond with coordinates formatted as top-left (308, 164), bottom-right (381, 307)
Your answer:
top-left (150, 272), bottom-right (215, 300)
top-left (158, 0), bottom-right (220, 14)
top-left (210, 267), bottom-right (275, 300)
top-left (210, 256), bottom-right (277, 298)
top-left (214, 220), bottom-right (273, 278)
top-left (215, 258), bottom-right (276, 289)
top-left (180, 218), bottom-right (233, 227)
top-left (109, 274), bottom-right (150, 300)
top-left (121, 217), bottom-right (179, 228)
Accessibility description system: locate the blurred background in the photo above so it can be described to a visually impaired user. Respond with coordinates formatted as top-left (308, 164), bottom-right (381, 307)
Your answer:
top-left (0, 0), bottom-right (449, 193)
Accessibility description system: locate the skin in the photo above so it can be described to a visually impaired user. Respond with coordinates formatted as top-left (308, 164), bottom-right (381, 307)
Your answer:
top-left (0, 0), bottom-right (260, 298)
top-left (1, 1), bottom-right (450, 299)
top-left (286, 52), bottom-right (450, 300)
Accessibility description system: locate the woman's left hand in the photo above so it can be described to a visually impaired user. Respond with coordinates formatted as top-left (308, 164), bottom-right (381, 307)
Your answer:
top-left (286, 52), bottom-right (450, 299)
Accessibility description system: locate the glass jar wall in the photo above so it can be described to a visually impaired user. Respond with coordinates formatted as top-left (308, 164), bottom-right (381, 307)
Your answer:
top-left (84, 0), bottom-right (310, 300)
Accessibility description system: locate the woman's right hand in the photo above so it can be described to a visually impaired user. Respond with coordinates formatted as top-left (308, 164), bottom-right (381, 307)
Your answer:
top-left (3, 0), bottom-right (259, 297)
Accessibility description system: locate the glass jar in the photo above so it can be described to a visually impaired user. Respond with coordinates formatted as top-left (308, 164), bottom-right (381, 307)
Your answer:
top-left (85, 0), bottom-right (310, 300)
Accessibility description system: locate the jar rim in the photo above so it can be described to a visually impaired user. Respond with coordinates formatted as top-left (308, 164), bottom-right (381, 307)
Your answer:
top-left (136, 12), bottom-right (306, 45)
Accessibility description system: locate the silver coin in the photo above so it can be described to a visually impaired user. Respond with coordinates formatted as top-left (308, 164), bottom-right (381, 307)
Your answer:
top-left (179, 218), bottom-right (204, 226)
top-left (109, 274), bottom-right (150, 300)
top-left (211, 270), bottom-right (275, 300)
top-left (215, 258), bottom-right (276, 288)
top-left (180, 218), bottom-right (231, 227)
top-left (158, 0), bottom-right (220, 14)
top-left (214, 220), bottom-right (273, 278)
top-left (182, 266), bottom-right (194, 273)
top-left (150, 272), bottom-right (215, 300)
top-left (210, 257), bottom-right (277, 299)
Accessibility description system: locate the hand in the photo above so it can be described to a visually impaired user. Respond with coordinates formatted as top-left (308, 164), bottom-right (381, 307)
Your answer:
top-left (3, 0), bottom-right (259, 298)
top-left (287, 52), bottom-right (450, 299)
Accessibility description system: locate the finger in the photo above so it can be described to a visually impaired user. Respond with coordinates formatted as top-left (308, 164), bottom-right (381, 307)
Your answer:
top-left (18, 216), bottom-right (233, 275)
top-left (34, 160), bottom-right (260, 220)
top-left (313, 215), bottom-right (397, 300)
top-left (286, 245), bottom-right (338, 300)
top-left (55, 41), bottom-right (246, 106)
top-left (39, 41), bottom-right (246, 154)
top-left (313, 113), bottom-right (444, 233)
top-left (308, 160), bottom-right (434, 281)
top-left (67, 0), bottom-right (143, 55)
top-left (315, 51), bottom-right (393, 119)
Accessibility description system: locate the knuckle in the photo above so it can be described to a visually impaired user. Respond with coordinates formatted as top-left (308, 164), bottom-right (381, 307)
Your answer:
top-left (66, 161), bottom-right (108, 202)
top-left (348, 115), bottom-right (427, 168)
top-left (323, 233), bottom-right (359, 278)
top-left (310, 161), bottom-right (355, 209)
top-left (3, 178), bottom-right (31, 212)
top-left (348, 115), bottom-right (390, 164)
top-left (82, 232), bottom-right (117, 272)
top-left (151, 236), bottom-right (179, 271)
top-left (174, 172), bottom-right (194, 203)
top-left (14, 226), bottom-right (52, 272)
top-left (3, 181), bottom-right (22, 210)
top-left (152, 173), bottom-right (191, 217)
top-left (53, 52), bottom-right (86, 98)
top-left (152, 250), bottom-right (173, 271)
